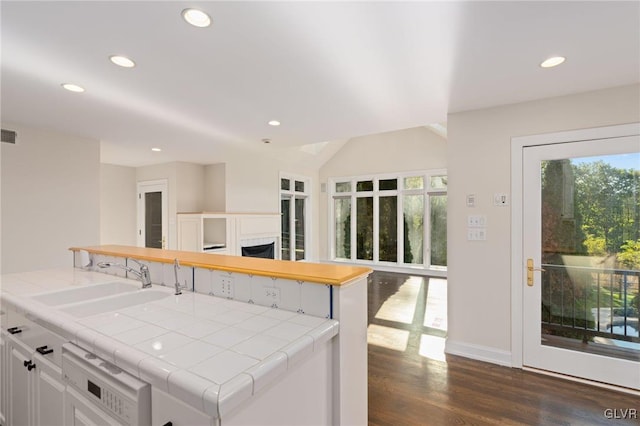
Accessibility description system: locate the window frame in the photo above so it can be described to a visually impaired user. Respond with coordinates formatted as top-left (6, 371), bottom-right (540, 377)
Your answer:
top-left (328, 169), bottom-right (447, 269)
top-left (280, 172), bottom-right (311, 261)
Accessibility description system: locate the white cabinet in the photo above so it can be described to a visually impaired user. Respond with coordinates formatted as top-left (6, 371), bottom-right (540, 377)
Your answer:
top-left (33, 352), bottom-right (65, 426)
top-left (177, 212), bottom-right (281, 258)
top-left (1, 329), bottom-right (7, 425)
top-left (4, 317), bottom-right (66, 426)
top-left (151, 387), bottom-right (213, 426)
top-left (7, 336), bottom-right (34, 425)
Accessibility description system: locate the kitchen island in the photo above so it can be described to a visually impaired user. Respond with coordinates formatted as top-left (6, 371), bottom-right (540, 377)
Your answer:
top-left (1, 246), bottom-right (371, 425)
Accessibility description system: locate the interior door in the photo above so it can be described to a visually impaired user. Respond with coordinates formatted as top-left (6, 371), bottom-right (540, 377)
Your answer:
top-left (137, 180), bottom-right (168, 249)
top-left (522, 135), bottom-right (639, 390)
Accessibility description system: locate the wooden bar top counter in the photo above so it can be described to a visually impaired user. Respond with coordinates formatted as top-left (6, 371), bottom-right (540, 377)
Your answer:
top-left (70, 245), bottom-right (371, 286)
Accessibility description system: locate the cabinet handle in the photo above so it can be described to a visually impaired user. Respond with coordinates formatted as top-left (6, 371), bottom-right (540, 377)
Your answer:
top-left (24, 360), bottom-right (36, 371)
top-left (162, 422), bottom-right (173, 426)
top-left (7, 327), bottom-right (22, 334)
top-left (27, 362), bottom-right (36, 371)
top-left (36, 345), bottom-right (54, 355)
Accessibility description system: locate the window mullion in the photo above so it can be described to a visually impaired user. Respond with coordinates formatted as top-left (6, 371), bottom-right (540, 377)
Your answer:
top-left (289, 195), bottom-right (296, 261)
top-left (373, 191), bottom-right (379, 263)
top-left (350, 190), bottom-right (357, 261)
top-left (397, 191), bottom-right (404, 265)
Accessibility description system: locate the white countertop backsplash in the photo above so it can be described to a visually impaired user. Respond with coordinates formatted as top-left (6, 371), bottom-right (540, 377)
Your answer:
top-left (0, 268), bottom-right (339, 418)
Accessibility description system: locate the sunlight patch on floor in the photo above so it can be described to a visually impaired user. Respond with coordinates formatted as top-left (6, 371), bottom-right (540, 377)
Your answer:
top-left (374, 276), bottom-right (421, 324)
top-left (424, 278), bottom-right (447, 331)
top-left (367, 324), bottom-right (410, 352)
top-left (419, 334), bottom-right (446, 361)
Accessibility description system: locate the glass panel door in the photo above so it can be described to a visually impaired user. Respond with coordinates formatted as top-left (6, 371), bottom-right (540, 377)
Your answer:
top-left (294, 197), bottom-right (305, 260)
top-left (403, 194), bottom-right (424, 265)
top-left (357, 197), bottom-right (373, 260)
top-left (523, 136), bottom-right (639, 390)
top-left (281, 195), bottom-right (306, 261)
top-left (137, 180), bottom-right (167, 249)
top-left (144, 192), bottom-right (163, 248)
top-left (335, 198), bottom-right (351, 259)
top-left (429, 194), bottom-right (447, 267)
top-left (281, 197), bottom-right (291, 260)
top-left (379, 196), bottom-right (397, 262)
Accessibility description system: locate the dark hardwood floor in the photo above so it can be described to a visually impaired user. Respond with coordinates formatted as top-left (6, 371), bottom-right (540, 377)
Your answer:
top-left (367, 272), bottom-right (639, 426)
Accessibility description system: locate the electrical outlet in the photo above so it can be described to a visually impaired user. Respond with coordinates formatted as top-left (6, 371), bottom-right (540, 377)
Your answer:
top-left (467, 228), bottom-right (487, 241)
top-left (264, 286), bottom-right (281, 306)
top-left (220, 276), bottom-right (234, 298)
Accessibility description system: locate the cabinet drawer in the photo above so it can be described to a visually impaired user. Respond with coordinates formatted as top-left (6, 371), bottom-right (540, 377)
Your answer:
top-left (5, 311), bottom-right (64, 367)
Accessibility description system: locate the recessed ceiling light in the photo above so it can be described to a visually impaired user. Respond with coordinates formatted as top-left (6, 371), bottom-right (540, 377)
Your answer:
top-left (151, 147), bottom-right (162, 152)
top-left (540, 56), bottom-right (566, 68)
top-left (61, 83), bottom-right (85, 93)
top-left (109, 55), bottom-right (136, 68)
top-left (182, 8), bottom-right (211, 27)
top-left (268, 120), bottom-right (281, 126)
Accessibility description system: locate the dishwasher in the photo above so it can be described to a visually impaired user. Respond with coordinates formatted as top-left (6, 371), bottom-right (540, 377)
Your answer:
top-left (62, 343), bottom-right (151, 426)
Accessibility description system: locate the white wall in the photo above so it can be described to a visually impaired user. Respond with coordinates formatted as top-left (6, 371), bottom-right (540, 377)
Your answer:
top-left (176, 162), bottom-right (204, 213)
top-left (100, 163), bottom-right (136, 245)
top-left (318, 126), bottom-right (448, 261)
top-left (222, 152), bottom-right (321, 260)
top-left (224, 154), bottom-right (281, 214)
top-left (446, 84), bottom-right (640, 364)
top-left (204, 163), bottom-right (226, 211)
top-left (1, 123), bottom-right (100, 273)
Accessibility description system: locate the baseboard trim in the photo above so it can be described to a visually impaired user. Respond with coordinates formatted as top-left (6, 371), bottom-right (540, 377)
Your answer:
top-left (445, 340), bottom-right (512, 367)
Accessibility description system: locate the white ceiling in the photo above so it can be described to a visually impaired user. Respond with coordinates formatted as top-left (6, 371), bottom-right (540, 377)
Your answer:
top-left (2, 1), bottom-right (639, 167)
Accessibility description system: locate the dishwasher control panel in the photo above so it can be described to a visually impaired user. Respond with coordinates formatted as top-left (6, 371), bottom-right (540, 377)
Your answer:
top-left (62, 343), bottom-right (151, 426)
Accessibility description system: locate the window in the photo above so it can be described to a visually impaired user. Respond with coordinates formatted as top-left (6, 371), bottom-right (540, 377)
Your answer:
top-left (280, 174), bottom-right (310, 261)
top-left (330, 170), bottom-right (447, 269)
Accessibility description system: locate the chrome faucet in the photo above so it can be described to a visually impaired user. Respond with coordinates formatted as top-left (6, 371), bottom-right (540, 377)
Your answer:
top-left (97, 259), bottom-right (152, 289)
top-left (173, 258), bottom-right (182, 295)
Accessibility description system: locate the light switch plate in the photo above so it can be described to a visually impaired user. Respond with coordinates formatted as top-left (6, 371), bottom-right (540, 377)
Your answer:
top-left (467, 215), bottom-right (487, 227)
top-left (466, 194), bottom-right (476, 207)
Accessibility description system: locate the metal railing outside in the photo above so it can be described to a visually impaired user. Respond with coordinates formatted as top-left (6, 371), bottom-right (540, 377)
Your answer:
top-left (541, 264), bottom-right (640, 344)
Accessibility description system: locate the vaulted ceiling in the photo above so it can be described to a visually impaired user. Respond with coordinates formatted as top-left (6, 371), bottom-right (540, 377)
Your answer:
top-left (2, 1), bottom-right (638, 166)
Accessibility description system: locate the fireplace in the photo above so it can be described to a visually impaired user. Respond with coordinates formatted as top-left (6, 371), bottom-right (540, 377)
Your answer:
top-left (241, 242), bottom-right (275, 259)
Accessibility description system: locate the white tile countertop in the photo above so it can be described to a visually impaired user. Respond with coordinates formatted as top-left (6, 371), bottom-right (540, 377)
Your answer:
top-left (0, 268), bottom-right (339, 419)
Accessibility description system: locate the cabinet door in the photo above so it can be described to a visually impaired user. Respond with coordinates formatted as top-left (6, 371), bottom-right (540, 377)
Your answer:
top-left (178, 217), bottom-right (202, 252)
top-left (33, 354), bottom-right (65, 426)
top-left (8, 338), bottom-right (32, 426)
top-left (65, 387), bottom-right (120, 426)
top-left (151, 387), bottom-right (212, 426)
top-left (0, 331), bottom-right (7, 425)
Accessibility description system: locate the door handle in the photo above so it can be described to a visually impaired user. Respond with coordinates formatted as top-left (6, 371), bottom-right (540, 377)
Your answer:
top-left (527, 258), bottom-right (546, 287)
